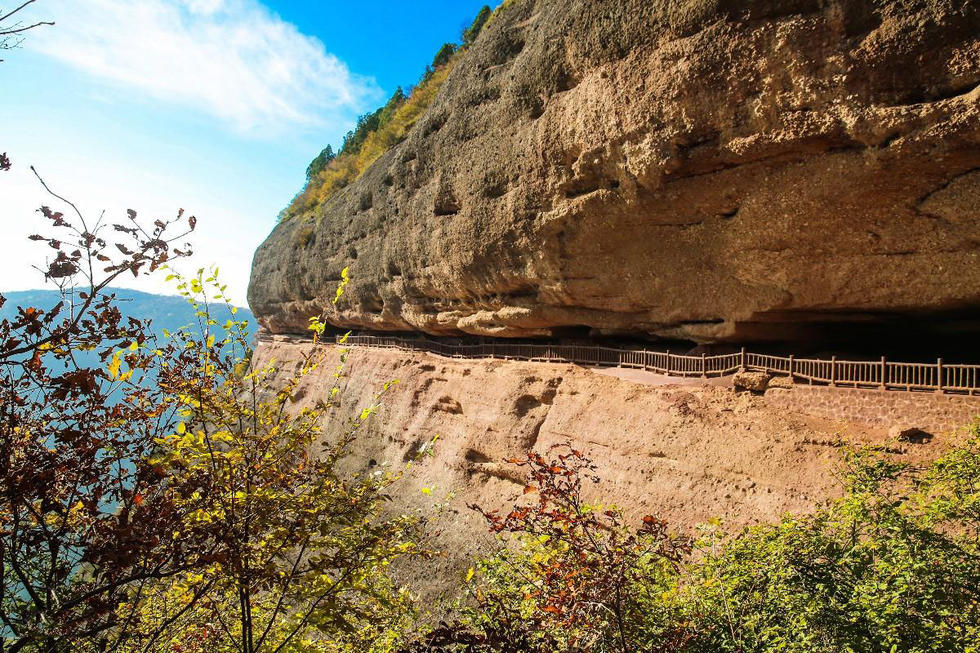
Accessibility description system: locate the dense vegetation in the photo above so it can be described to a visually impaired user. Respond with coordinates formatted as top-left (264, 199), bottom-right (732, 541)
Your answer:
top-left (2, 161), bottom-right (979, 652)
top-left (280, 4), bottom-right (502, 221)
top-left (0, 183), bottom-right (426, 652)
top-left (433, 442), bottom-right (980, 651)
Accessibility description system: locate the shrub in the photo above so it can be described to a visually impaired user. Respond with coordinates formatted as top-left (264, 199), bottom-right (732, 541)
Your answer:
top-left (417, 428), bottom-right (980, 652)
top-left (680, 438), bottom-right (980, 653)
top-left (463, 6), bottom-right (492, 46)
top-left (461, 448), bottom-right (690, 652)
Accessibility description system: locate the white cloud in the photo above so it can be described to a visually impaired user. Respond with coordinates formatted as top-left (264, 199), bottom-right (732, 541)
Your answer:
top-left (27, 0), bottom-right (380, 131)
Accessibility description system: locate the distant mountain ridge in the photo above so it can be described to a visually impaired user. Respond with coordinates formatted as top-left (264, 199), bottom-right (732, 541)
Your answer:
top-left (1, 288), bottom-right (257, 343)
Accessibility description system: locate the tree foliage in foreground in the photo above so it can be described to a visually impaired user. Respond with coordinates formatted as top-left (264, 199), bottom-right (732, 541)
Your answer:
top-left (112, 268), bottom-right (424, 653)
top-left (0, 171), bottom-right (203, 651)
top-left (0, 165), bottom-right (426, 652)
top-left (410, 434), bottom-right (980, 652)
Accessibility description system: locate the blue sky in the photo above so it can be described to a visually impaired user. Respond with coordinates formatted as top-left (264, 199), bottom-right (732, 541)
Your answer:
top-left (0, 0), bottom-right (491, 306)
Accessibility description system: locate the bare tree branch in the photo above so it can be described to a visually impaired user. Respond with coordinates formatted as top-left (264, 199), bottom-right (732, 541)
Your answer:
top-left (0, 0), bottom-right (53, 59)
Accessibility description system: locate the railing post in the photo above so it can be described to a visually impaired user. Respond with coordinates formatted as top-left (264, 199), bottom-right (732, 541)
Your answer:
top-left (788, 355), bottom-right (794, 382)
top-left (666, 350), bottom-right (671, 376)
top-left (642, 347), bottom-right (648, 371)
top-left (937, 357), bottom-right (944, 394)
top-left (880, 356), bottom-right (887, 391)
top-left (740, 347), bottom-right (747, 372)
top-left (701, 352), bottom-right (707, 378)
top-left (830, 356), bottom-right (837, 387)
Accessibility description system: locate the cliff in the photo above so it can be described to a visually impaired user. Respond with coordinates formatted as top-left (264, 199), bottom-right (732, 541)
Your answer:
top-left (253, 339), bottom-right (971, 594)
top-left (248, 0), bottom-right (980, 344)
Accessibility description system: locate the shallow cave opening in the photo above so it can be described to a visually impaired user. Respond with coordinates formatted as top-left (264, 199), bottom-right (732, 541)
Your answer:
top-left (473, 311), bottom-right (980, 364)
top-left (730, 309), bottom-right (980, 364)
top-left (324, 309), bottom-right (980, 366)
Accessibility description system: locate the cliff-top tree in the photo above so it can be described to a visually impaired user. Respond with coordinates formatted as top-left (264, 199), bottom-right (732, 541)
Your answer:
top-left (462, 5), bottom-right (491, 45)
top-left (305, 145), bottom-right (335, 181)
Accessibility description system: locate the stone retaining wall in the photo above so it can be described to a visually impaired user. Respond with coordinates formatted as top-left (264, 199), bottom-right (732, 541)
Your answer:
top-left (764, 384), bottom-right (980, 435)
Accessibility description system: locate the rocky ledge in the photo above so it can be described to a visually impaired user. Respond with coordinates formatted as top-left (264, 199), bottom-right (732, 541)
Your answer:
top-left (249, 0), bottom-right (980, 344)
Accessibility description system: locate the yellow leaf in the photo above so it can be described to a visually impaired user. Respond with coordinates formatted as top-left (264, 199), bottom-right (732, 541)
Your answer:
top-left (177, 422), bottom-right (186, 434)
top-left (466, 567), bottom-right (475, 582)
top-left (421, 487), bottom-right (432, 495)
top-left (106, 353), bottom-right (122, 379)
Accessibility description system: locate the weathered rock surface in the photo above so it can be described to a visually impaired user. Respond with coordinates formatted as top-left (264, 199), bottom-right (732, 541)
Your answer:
top-left (734, 371), bottom-right (772, 392)
top-left (252, 340), bottom-right (967, 594)
top-left (249, 0), bottom-right (980, 343)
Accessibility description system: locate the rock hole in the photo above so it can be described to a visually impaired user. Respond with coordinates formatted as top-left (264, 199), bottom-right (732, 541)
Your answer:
top-left (434, 187), bottom-right (461, 216)
top-left (482, 177), bottom-right (509, 199)
top-left (358, 192), bottom-right (373, 212)
top-left (465, 449), bottom-right (492, 463)
top-left (894, 427), bottom-right (934, 444)
top-left (512, 394), bottom-right (542, 417)
top-left (422, 112), bottom-right (448, 137)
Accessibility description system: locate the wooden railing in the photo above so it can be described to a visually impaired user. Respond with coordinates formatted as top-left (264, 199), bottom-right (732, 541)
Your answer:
top-left (328, 334), bottom-right (980, 396)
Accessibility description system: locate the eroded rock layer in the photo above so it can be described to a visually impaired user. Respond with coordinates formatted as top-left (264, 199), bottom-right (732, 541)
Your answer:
top-left (252, 339), bottom-right (969, 594)
top-left (249, 0), bottom-right (980, 343)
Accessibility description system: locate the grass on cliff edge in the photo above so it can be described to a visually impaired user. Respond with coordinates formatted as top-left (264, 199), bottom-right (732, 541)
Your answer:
top-left (279, 1), bottom-right (518, 223)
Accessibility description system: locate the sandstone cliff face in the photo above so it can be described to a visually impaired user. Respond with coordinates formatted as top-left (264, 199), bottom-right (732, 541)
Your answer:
top-left (249, 0), bottom-right (980, 343)
top-left (252, 340), bottom-right (966, 594)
